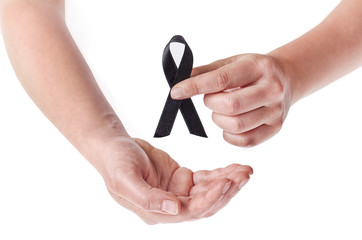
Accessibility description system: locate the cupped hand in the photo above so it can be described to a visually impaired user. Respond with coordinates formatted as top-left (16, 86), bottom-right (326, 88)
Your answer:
top-left (171, 54), bottom-right (291, 147)
top-left (98, 137), bottom-right (252, 224)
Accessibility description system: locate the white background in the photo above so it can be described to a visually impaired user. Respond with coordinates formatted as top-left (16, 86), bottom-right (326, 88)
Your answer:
top-left (1, 0), bottom-right (362, 239)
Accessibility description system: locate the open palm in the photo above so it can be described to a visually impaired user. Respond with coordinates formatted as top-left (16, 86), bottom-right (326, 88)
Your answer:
top-left (100, 137), bottom-right (252, 224)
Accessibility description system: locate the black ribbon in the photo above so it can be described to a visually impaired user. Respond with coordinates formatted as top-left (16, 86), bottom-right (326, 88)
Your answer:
top-left (154, 35), bottom-right (207, 138)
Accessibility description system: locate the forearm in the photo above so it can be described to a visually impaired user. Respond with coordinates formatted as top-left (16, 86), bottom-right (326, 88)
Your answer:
top-left (0, 1), bottom-right (128, 169)
top-left (269, 0), bottom-right (362, 104)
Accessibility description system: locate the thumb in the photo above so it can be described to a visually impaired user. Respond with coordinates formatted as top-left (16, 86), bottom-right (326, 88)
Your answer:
top-left (112, 170), bottom-right (181, 215)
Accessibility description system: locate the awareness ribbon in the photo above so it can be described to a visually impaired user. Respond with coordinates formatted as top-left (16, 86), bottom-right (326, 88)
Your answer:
top-left (154, 35), bottom-right (207, 138)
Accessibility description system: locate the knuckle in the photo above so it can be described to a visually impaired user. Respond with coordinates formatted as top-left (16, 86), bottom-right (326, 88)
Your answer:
top-left (272, 120), bottom-right (284, 132)
top-left (228, 134), bottom-right (254, 148)
top-left (239, 134), bottom-right (258, 148)
top-left (225, 96), bottom-right (241, 115)
top-left (190, 78), bottom-right (201, 95)
top-left (265, 79), bottom-right (285, 101)
top-left (232, 117), bottom-right (246, 133)
top-left (271, 104), bottom-right (284, 120)
top-left (256, 56), bottom-right (286, 100)
top-left (224, 131), bottom-right (256, 148)
top-left (239, 137), bottom-right (254, 148)
top-left (258, 56), bottom-right (275, 75)
top-left (139, 194), bottom-right (152, 211)
top-left (215, 70), bottom-right (230, 90)
top-left (247, 54), bottom-right (263, 72)
top-left (272, 80), bottom-right (285, 96)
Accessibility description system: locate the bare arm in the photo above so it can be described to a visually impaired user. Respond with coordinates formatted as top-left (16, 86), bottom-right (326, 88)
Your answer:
top-left (171, 0), bottom-right (362, 146)
top-left (0, 0), bottom-right (252, 224)
top-left (270, 0), bottom-right (362, 104)
top-left (0, 0), bottom-right (127, 170)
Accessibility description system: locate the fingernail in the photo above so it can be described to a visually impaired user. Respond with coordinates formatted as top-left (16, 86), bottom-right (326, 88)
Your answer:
top-left (171, 88), bottom-right (184, 99)
top-left (162, 200), bottom-right (179, 215)
top-left (238, 179), bottom-right (249, 190)
top-left (222, 181), bottom-right (232, 194)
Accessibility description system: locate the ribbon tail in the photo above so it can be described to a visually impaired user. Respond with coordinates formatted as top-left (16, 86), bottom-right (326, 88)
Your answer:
top-left (180, 99), bottom-right (208, 138)
top-left (154, 94), bottom-right (182, 137)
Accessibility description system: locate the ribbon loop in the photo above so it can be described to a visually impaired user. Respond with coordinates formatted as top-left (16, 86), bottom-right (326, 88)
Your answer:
top-left (154, 35), bottom-right (207, 138)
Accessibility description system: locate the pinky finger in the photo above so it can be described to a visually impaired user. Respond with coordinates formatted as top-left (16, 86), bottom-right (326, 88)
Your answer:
top-left (223, 124), bottom-right (281, 147)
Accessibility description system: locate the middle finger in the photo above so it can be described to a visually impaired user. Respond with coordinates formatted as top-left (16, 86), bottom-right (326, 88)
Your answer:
top-left (203, 83), bottom-right (273, 115)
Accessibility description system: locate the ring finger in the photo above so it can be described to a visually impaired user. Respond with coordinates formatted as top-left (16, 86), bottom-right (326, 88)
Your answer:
top-left (212, 105), bottom-right (281, 134)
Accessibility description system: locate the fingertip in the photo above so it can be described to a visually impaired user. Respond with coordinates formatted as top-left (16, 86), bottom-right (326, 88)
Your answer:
top-left (225, 163), bottom-right (253, 176)
top-left (249, 166), bottom-right (254, 175)
top-left (171, 87), bottom-right (185, 99)
top-left (240, 165), bottom-right (254, 175)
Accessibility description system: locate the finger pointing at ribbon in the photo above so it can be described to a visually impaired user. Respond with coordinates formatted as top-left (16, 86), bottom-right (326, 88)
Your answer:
top-left (171, 55), bottom-right (263, 99)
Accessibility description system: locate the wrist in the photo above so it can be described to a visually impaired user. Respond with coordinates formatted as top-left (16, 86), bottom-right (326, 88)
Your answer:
top-left (267, 48), bottom-right (303, 106)
top-left (74, 113), bottom-right (131, 171)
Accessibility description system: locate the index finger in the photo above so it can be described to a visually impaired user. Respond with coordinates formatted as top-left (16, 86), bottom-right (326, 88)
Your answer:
top-left (171, 57), bottom-right (262, 99)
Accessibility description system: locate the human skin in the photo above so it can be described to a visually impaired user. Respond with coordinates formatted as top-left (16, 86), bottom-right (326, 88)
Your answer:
top-left (171, 0), bottom-right (362, 147)
top-left (0, 0), bottom-right (252, 224)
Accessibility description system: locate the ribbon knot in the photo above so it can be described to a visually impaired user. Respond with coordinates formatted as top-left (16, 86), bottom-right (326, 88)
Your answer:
top-left (154, 35), bottom-right (207, 138)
